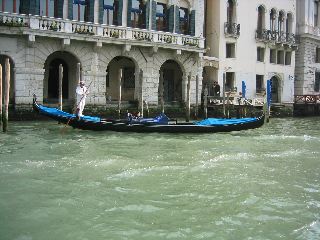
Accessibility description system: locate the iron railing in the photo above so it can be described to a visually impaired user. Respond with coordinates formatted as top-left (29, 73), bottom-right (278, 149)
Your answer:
top-left (255, 29), bottom-right (296, 45)
top-left (224, 22), bottom-right (240, 38)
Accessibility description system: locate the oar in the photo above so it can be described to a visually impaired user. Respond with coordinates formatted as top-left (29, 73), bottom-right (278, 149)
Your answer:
top-left (61, 81), bottom-right (93, 132)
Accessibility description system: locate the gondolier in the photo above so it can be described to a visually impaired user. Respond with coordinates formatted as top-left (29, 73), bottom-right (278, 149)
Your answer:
top-left (76, 80), bottom-right (88, 118)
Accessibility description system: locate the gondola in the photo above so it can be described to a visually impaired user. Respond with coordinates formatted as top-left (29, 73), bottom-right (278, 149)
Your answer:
top-left (33, 95), bottom-right (265, 133)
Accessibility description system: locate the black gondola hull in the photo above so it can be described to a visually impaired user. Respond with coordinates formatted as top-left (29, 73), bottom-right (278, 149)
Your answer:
top-left (33, 98), bottom-right (265, 133)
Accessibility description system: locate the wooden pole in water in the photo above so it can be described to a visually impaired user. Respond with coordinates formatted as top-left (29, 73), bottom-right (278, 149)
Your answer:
top-left (139, 69), bottom-right (144, 117)
top-left (159, 70), bottom-right (164, 113)
top-left (76, 63), bottom-right (81, 84)
top-left (117, 68), bottom-right (122, 119)
top-left (58, 64), bottom-right (63, 110)
top-left (0, 64), bottom-right (2, 127)
top-left (186, 73), bottom-right (191, 122)
top-left (195, 74), bottom-right (199, 118)
top-left (222, 72), bottom-right (226, 118)
top-left (204, 86), bottom-right (208, 119)
top-left (3, 58), bottom-right (10, 132)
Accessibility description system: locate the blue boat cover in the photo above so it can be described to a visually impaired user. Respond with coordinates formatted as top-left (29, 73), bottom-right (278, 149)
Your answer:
top-left (194, 117), bottom-right (257, 126)
top-left (38, 105), bottom-right (101, 123)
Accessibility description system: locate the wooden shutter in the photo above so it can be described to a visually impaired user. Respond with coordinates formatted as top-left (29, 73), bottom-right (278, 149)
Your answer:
top-left (189, 10), bottom-right (195, 36)
top-left (127, 0), bottom-right (132, 27)
top-left (167, 5), bottom-right (174, 32)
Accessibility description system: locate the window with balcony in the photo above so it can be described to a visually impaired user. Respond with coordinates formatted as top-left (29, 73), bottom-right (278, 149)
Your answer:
top-left (225, 72), bottom-right (235, 92)
top-left (103, 0), bottom-right (120, 25)
top-left (131, 0), bottom-right (146, 29)
top-left (227, 0), bottom-right (236, 24)
top-left (315, 71), bottom-right (320, 92)
top-left (257, 47), bottom-right (265, 62)
top-left (226, 43), bottom-right (235, 58)
top-left (270, 8), bottom-right (277, 31)
top-left (156, 3), bottom-right (167, 31)
top-left (0, 0), bottom-right (20, 13)
top-left (73, 0), bottom-right (90, 22)
top-left (256, 75), bottom-right (264, 93)
top-left (179, 7), bottom-right (189, 35)
top-left (286, 13), bottom-right (293, 34)
top-left (315, 1), bottom-right (319, 27)
top-left (270, 49), bottom-right (276, 64)
top-left (277, 50), bottom-right (284, 64)
top-left (316, 47), bottom-right (320, 63)
top-left (285, 52), bottom-right (292, 65)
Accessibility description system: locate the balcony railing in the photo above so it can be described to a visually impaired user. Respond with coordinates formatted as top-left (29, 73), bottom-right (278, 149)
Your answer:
top-left (0, 12), bottom-right (204, 50)
top-left (224, 22), bottom-right (240, 38)
top-left (294, 95), bottom-right (320, 104)
top-left (255, 29), bottom-right (296, 45)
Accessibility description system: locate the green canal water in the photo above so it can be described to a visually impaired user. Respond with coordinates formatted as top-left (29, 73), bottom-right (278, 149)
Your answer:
top-left (0, 118), bottom-right (319, 240)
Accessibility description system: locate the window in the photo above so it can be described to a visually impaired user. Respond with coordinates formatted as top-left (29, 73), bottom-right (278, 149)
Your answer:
top-left (315, 72), bottom-right (320, 92)
top-left (277, 50), bottom-right (284, 64)
top-left (73, 0), bottom-right (90, 22)
top-left (256, 75), bottom-right (264, 93)
top-left (315, 1), bottom-right (319, 27)
top-left (103, 0), bottom-right (119, 25)
top-left (285, 52), bottom-right (292, 65)
top-left (40, 0), bottom-right (58, 17)
top-left (156, 3), bottom-right (167, 31)
top-left (123, 67), bottom-right (135, 88)
top-left (225, 72), bottom-right (235, 92)
top-left (131, 0), bottom-right (146, 29)
top-left (270, 49), bottom-right (276, 63)
top-left (0, 0), bottom-right (20, 13)
top-left (257, 47), bottom-right (265, 62)
top-left (316, 47), bottom-right (320, 63)
top-left (179, 7), bottom-right (189, 35)
top-left (226, 43), bottom-right (235, 58)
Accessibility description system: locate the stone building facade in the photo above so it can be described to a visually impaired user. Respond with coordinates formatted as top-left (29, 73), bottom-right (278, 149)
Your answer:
top-left (0, 0), bottom-right (205, 113)
top-left (204, 0), bottom-right (297, 105)
top-left (295, 0), bottom-right (320, 95)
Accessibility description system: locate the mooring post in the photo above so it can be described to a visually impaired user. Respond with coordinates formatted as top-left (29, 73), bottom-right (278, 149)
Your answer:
top-left (139, 69), bottom-right (144, 118)
top-left (186, 73), bottom-right (191, 122)
top-left (204, 86), bottom-right (208, 119)
top-left (159, 70), bottom-right (164, 114)
top-left (0, 64), bottom-right (2, 127)
top-left (195, 75), bottom-right (199, 118)
top-left (118, 68), bottom-right (122, 119)
top-left (3, 58), bottom-right (10, 132)
top-left (58, 64), bottom-right (63, 110)
top-left (222, 72), bottom-right (226, 118)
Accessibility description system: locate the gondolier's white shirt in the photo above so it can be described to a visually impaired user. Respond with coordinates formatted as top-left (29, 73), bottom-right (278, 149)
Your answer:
top-left (76, 85), bottom-right (87, 104)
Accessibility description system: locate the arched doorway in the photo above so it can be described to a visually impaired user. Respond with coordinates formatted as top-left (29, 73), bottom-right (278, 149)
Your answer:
top-left (159, 60), bottom-right (183, 103)
top-left (44, 51), bottom-right (80, 104)
top-left (0, 55), bottom-right (15, 105)
top-left (106, 56), bottom-right (136, 101)
top-left (271, 76), bottom-right (280, 103)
